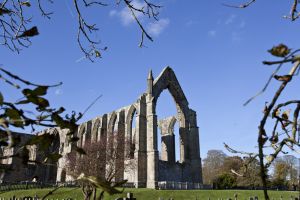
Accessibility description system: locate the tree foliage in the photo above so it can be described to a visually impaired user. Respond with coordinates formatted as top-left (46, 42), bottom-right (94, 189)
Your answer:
top-left (202, 150), bottom-right (227, 185)
top-left (213, 173), bottom-right (236, 189)
top-left (272, 155), bottom-right (299, 190)
top-left (0, 67), bottom-right (83, 165)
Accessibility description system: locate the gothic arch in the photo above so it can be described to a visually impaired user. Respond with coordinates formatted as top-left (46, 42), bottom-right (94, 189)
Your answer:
top-left (125, 105), bottom-right (138, 158)
top-left (152, 67), bottom-right (189, 127)
top-left (126, 105), bottom-right (137, 141)
top-left (108, 112), bottom-right (118, 135)
top-left (151, 67), bottom-right (190, 162)
top-left (168, 116), bottom-right (177, 134)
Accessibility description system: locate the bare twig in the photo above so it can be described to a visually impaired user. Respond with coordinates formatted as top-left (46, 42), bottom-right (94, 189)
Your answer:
top-left (222, 0), bottom-right (256, 9)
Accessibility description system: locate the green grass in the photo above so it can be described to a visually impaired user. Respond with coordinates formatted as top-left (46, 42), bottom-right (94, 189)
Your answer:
top-left (0, 188), bottom-right (298, 200)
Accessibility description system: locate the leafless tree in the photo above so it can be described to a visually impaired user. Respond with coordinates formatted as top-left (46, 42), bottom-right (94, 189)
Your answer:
top-left (0, 0), bottom-right (161, 61)
top-left (66, 132), bottom-right (135, 200)
top-left (223, 0), bottom-right (300, 21)
top-left (225, 44), bottom-right (300, 200)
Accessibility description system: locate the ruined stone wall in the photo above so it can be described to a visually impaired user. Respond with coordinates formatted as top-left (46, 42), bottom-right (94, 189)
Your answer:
top-left (0, 67), bottom-right (203, 188)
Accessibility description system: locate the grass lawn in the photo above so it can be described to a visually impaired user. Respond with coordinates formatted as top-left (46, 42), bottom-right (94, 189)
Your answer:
top-left (0, 188), bottom-right (298, 200)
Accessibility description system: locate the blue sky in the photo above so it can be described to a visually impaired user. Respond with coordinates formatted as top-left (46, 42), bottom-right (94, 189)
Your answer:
top-left (2, 0), bottom-right (300, 159)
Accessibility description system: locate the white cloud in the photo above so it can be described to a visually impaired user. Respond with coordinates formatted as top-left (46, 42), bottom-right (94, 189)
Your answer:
top-left (239, 20), bottom-right (246, 29)
top-left (147, 18), bottom-right (170, 36)
top-left (109, 0), bottom-right (145, 26)
top-left (208, 30), bottom-right (217, 37)
top-left (109, 1), bottom-right (170, 36)
top-left (55, 89), bottom-right (63, 96)
top-left (109, 10), bottom-right (117, 17)
top-left (225, 14), bottom-right (236, 25)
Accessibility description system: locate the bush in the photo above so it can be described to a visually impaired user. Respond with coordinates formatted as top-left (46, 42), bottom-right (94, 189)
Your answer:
top-left (213, 173), bottom-right (237, 189)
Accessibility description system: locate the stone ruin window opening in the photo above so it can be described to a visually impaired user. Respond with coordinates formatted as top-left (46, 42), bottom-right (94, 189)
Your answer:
top-left (127, 106), bottom-right (137, 159)
top-left (106, 113), bottom-right (116, 162)
top-left (156, 90), bottom-right (181, 163)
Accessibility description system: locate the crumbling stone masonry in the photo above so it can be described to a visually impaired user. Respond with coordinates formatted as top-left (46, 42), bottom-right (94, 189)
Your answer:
top-left (0, 67), bottom-right (203, 188)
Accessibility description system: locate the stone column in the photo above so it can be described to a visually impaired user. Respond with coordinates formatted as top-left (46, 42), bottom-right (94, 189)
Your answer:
top-left (116, 110), bottom-right (125, 182)
top-left (188, 109), bottom-right (202, 183)
top-left (159, 118), bottom-right (175, 163)
top-left (179, 127), bottom-right (189, 163)
top-left (145, 69), bottom-right (158, 188)
top-left (161, 133), bottom-right (175, 163)
top-left (146, 99), bottom-right (159, 188)
top-left (99, 115), bottom-right (107, 179)
top-left (134, 97), bottom-right (147, 187)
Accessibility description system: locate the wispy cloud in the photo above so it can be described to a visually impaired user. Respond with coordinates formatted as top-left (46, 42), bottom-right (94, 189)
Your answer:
top-left (147, 18), bottom-right (170, 36)
top-left (110, 1), bottom-right (170, 36)
top-left (225, 14), bottom-right (236, 25)
top-left (208, 14), bottom-right (245, 42)
top-left (55, 89), bottom-right (63, 96)
top-left (231, 19), bottom-right (246, 42)
top-left (239, 20), bottom-right (246, 29)
top-left (208, 30), bottom-right (217, 37)
top-left (109, 0), bottom-right (145, 26)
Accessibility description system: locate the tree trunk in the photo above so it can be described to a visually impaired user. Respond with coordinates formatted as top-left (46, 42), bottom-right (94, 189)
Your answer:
top-left (99, 191), bottom-right (105, 200)
top-left (93, 187), bottom-right (97, 200)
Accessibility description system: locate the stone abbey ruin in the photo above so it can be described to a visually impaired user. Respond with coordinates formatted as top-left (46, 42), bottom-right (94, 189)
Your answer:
top-left (0, 67), bottom-right (202, 188)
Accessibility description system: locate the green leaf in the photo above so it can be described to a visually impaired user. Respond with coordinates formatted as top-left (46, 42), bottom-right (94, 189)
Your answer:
top-left (21, 1), bottom-right (31, 7)
top-left (77, 174), bottom-right (123, 195)
top-left (26, 133), bottom-right (55, 151)
top-left (22, 88), bottom-right (33, 97)
top-left (5, 108), bottom-right (19, 119)
top-left (17, 26), bottom-right (39, 38)
top-left (33, 86), bottom-right (48, 96)
top-left (268, 44), bottom-right (290, 58)
top-left (22, 87), bottom-right (49, 109)
top-left (5, 108), bottom-right (23, 127)
top-left (27, 96), bottom-right (49, 109)
top-left (52, 113), bottom-right (77, 131)
top-left (16, 100), bottom-right (30, 105)
top-left (0, 92), bottom-right (3, 106)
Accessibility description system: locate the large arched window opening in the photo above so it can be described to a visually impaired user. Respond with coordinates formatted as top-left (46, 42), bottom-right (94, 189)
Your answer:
top-left (151, 67), bottom-right (190, 163)
top-left (156, 90), bottom-right (180, 163)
